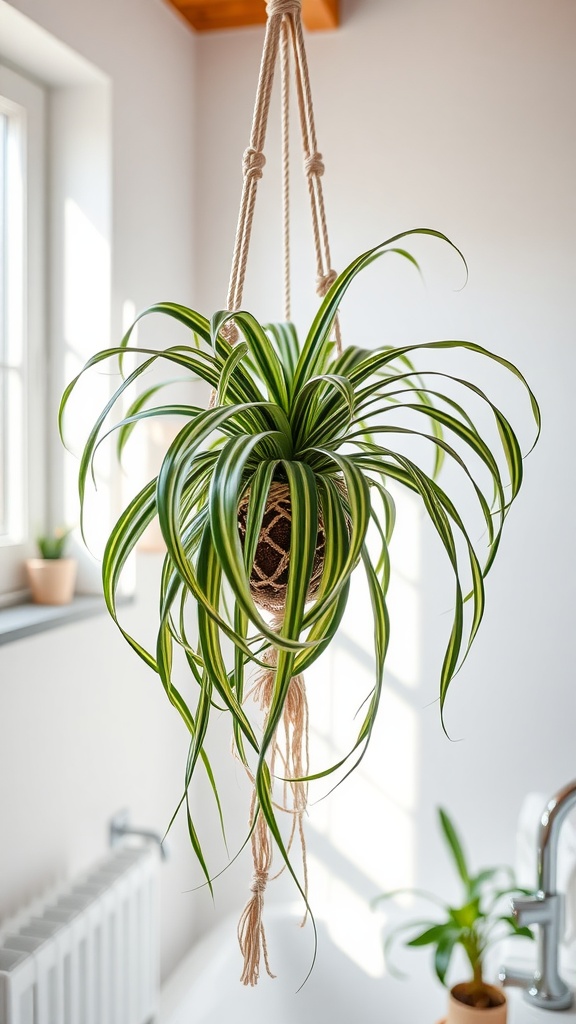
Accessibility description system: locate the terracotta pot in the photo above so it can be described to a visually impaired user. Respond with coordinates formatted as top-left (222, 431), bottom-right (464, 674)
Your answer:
top-left (26, 558), bottom-right (77, 605)
top-left (437, 983), bottom-right (507, 1024)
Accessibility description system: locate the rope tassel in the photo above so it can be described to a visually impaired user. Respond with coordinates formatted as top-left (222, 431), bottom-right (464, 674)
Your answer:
top-left (237, 653), bottom-right (310, 985)
top-left (238, 794), bottom-right (276, 986)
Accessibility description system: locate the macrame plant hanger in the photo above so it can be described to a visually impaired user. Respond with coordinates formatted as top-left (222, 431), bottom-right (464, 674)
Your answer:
top-left (223, 0), bottom-right (341, 350)
top-left (219, 0), bottom-right (341, 987)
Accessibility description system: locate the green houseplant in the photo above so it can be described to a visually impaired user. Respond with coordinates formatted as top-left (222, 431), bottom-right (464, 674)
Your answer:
top-left (60, 227), bottom-right (539, 982)
top-left (36, 527), bottom-right (72, 560)
top-left (26, 526), bottom-right (77, 605)
top-left (373, 807), bottom-right (534, 1022)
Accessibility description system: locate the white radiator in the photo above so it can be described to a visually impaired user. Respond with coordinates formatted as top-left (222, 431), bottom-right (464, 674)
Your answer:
top-left (0, 846), bottom-right (160, 1024)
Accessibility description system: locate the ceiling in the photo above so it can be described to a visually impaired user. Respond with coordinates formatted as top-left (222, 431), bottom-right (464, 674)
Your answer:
top-left (165, 0), bottom-right (339, 33)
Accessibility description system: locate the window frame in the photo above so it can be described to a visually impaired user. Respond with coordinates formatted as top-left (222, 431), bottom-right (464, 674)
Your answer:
top-left (0, 63), bottom-right (46, 603)
top-left (0, 7), bottom-right (113, 610)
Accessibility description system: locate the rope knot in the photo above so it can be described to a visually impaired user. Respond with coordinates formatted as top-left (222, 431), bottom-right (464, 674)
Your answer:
top-left (317, 268), bottom-right (337, 296)
top-left (266, 0), bottom-right (301, 16)
top-left (251, 870), bottom-right (269, 896)
top-left (243, 147), bottom-right (266, 182)
top-left (304, 151), bottom-right (325, 178)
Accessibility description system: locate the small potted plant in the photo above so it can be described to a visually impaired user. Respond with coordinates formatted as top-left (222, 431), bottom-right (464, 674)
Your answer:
top-left (26, 527), bottom-right (77, 605)
top-left (373, 808), bottom-right (534, 1022)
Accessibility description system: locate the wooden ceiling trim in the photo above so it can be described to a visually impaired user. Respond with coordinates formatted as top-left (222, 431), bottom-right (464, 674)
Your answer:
top-left (302, 0), bottom-right (338, 31)
top-left (166, 0), bottom-right (339, 33)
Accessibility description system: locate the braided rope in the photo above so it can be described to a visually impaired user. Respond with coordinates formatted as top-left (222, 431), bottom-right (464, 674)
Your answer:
top-left (290, 12), bottom-right (342, 349)
top-left (280, 18), bottom-right (291, 321)
top-left (225, 4), bottom-right (286, 318)
top-left (223, 0), bottom-right (341, 355)
top-left (267, 0), bottom-right (301, 13)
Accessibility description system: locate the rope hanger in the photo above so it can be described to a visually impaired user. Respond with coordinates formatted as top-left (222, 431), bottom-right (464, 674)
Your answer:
top-left (223, 0), bottom-right (341, 986)
top-left (224, 0), bottom-right (342, 354)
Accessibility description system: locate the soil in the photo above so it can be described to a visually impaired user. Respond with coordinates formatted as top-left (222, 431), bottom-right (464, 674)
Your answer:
top-left (452, 982), bottom-right (505, 1009)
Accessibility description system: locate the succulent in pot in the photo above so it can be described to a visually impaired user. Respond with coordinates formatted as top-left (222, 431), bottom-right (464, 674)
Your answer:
top-left (373, 807), bottom-right (535, 1022)
top-left (26, 527), bottom-right (77, 605)
top-left (36, 527), bottom-right (73, 560)
top-left (59, 228), bottom-right (540, 982)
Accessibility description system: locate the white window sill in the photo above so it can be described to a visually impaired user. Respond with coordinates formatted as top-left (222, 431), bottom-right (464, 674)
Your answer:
top-left (0, 595), bottom-right (131, 646)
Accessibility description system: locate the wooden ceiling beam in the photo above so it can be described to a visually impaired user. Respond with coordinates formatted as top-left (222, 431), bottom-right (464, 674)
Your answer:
top-left (166, 0), bottom-right (339, 33)
top-left (302, 0), bottom-right (338, 31)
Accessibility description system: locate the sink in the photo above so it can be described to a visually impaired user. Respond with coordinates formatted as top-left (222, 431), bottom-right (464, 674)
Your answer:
top-left (508, 987), bottom-right (576, 1020)
top-left (505, 964), bottom-right (576, 1022)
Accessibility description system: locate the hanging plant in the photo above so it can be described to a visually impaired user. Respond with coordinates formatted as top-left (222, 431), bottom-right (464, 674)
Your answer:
top-left (59, 233), bottom-right (539, 978)
top-left (59, 0), bottom-right (540, 987)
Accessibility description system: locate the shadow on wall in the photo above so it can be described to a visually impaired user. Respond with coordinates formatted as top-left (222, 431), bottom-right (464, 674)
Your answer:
top-left (296, 482), bottom-right (423, 976)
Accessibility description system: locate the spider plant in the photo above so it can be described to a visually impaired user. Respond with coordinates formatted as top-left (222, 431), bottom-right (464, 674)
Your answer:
top-left (59, 227), bottom-right (539, 906)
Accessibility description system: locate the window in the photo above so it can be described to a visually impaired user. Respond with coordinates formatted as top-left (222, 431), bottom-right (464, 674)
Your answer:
top-left (0, 7), bottom-right (112, 610)
top-left (0, 104), bottom-right (14, 540)
top-left (0, 64), bottom-right (46, 602)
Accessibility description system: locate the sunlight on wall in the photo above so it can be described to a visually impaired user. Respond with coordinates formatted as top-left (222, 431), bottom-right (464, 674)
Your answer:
top-left (307, 853), bottom-right (385, 978)
top-left (304, 483), bottom-right (422, 977)
top-left (63, 199), bottom-right (109, 359)
top-left (45, 72), bottom-right (112, 564)
top-left (119, 296), bottom-right (147, 488)
top-left (62, 198), bottom-right (111, 548)
top-left (382, 485), bottom-right (421, 689)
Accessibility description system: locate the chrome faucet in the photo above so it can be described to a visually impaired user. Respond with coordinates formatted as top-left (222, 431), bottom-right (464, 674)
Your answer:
top-left (109, 808), bottom-right (169, 860)
top-left (500, 779), bottom-right (576, 1010)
